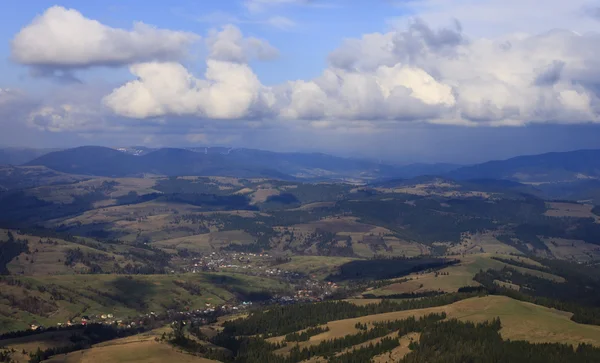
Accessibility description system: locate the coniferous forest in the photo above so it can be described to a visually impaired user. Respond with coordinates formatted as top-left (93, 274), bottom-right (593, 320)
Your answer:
top-left (169, 311), bottom-right (600, 363)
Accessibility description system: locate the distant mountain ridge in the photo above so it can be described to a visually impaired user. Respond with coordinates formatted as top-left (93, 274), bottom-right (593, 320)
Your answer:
top-left (24, 146), bottom-right (459, 181)
top-left (11, 146), bottom-right (600, 184)
top-left (448, 149), bottom-right (600, 183)
top-left (24, 146), bottom-right (290, 179)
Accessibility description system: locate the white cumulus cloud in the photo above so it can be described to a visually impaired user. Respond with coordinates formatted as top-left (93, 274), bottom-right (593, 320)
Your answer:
top-left (206, 25), bottom-right (279, 63)
top-left (106, 20), bottom-right (600, 127)
top-left (103, 61), bottom-right (275, 120)
top-left (11, 6), bottom-right (198, 70)
top-left (286, 20), bottom-right (600, 126)
top-left (103, 25), bottom-right (279, 120)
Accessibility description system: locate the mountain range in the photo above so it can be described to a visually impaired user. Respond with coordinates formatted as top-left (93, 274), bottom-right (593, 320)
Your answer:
top-left (0, 145), bottom-right (598, 185)
top-left (448, 149), bottom-right (600, 183)
top-left (14, 146), bottom-right (457, 181)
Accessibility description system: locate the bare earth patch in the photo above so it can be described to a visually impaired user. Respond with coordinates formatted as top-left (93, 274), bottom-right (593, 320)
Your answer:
top-left (250, 188), bottom-right (280, 203)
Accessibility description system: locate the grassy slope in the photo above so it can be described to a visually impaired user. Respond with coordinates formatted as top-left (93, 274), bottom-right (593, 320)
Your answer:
top-left (369, 254), bottom-right (564, 296)
top-left (448, 232), bottom-right (523, 255)
top-left (9, 295), bottom-right (599, 363)
top-left (2, 231), bottom-right (144, 275)
top-left (277, 218), bottom-right (429, 258)
top-left (271, 295), bottom-right (600, 357)
top-left (45, 340), bottom-right (218, 363)
top-left (9, 327), bottom-right (221, 363)
top-left (27, 177), bottom-right (158, 205)
top-left (0, 329), bottom-right (83, 362)
top-left (0, 273), bottom-right (291, 333)
top-left (152, 230), bottom-right (255, 253)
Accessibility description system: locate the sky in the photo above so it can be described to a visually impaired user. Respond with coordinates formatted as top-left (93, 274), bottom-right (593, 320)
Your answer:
top-left (3, 0), bottom-right (600, 163)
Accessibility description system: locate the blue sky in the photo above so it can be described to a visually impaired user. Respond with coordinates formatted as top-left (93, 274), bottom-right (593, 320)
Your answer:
top-left (0, 1), bottom-right (406, 86)
top-left (2, 0), bottom-right (600, 163)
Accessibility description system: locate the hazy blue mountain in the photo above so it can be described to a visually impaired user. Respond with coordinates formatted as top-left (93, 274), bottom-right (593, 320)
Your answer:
top-left (24, 146), bottom-right (291, 179)
top-left (448, 149), bottom-right (600, 182)
top-left (25, 146), bottom-right (139, 177)
top-left (29, 146), bottom-right (600, 186)
top-left (24, 146), bottom-right (408, 180)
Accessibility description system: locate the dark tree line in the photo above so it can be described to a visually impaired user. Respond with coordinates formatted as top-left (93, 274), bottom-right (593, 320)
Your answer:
top-left (362, 291), bottom-right (444, 300)
top-left (490, 256), bottom-right (551, 272)
top-left (329, 336), bottom-right (399, 363)
top-left (181, 312), bottom-right (594, 363)
top-left (285, 326), bottom-right (329, 342)
top-left (286, 314), bottom-right (445, 362)
top-left (401, 318), bottom-right (600, 363)
top-left (177, 314), bottom-right (445, 363)
top-left (223, 292), bottom-right (483, 337)
top-left (0, 323), bottom-right (82, 341)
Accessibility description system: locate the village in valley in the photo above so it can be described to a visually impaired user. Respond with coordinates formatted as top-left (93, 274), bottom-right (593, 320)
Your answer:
top-left (175, 251), bottom-right (339, 299)
top-left (24, 251), bottom-right (339, 334)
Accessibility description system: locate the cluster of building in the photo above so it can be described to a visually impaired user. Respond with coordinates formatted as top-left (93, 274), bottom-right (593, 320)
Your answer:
top-left (180, 252), bottom-right (274, 274)
top-left (30, 301), bottom-right (256, 332)
top-left (32, 312), bottom-right (150, 331)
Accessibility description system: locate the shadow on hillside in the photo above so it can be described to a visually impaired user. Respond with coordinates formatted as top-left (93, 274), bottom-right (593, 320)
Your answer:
top-left (205, 274), bottom-right (242, 286)
top-left (204, 274), bottom-right (274, 302)
top-left (104, 277), bottom-right (155, 310)
top-left (326, 257), bottom-right (459, 282)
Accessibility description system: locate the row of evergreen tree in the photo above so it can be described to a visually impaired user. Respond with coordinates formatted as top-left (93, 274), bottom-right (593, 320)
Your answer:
top-left (284, 314), bottom-right (445, 362)
top-left (223, 291), bottom-right (483, 337)
top-left (181, 312), bottom-right (600, 362)
top-left (329, 336), bottom-right (400, 363)
top-left (183, 313), bottom-right (445, 363)
top-left (401, 318), bottom-right (600, 363)
top-left (490, 256), bottom-right (551, 272)
top-left (285, 326), bottom-right (330, 342)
